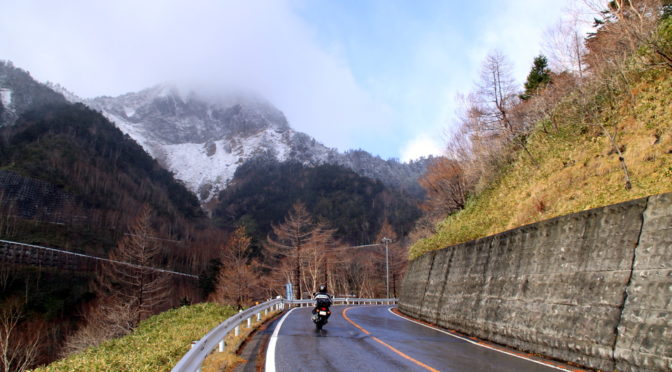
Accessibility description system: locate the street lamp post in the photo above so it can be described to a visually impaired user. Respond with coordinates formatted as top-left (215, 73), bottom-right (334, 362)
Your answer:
top-left (381, 237), bottom-right (392, 299)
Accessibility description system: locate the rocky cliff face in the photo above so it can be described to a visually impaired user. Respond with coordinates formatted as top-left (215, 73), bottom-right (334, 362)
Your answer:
top-left (57, 83), bottom-right (429, 202)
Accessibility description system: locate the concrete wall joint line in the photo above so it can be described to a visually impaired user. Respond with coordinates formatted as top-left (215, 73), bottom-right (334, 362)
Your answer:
top-left (419, 252), bottom-right (437, 313)
top-left (471, 297), bottom-right (621, 308)
top-left (435, 249), bottom-right (455, 325)
top-left (611, 196), bottom-right (649, 368)
top-left (503, 269), bottom-right (632, 276)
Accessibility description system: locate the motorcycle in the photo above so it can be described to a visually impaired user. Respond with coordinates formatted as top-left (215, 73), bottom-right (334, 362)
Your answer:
top-left (312, 305), bottom-right (331, 330)
top-left (312, 293), bottom-right (332, 330)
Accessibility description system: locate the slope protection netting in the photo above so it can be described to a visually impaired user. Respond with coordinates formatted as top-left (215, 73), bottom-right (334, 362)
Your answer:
top-left (0, 170), bottom-right (79, 223)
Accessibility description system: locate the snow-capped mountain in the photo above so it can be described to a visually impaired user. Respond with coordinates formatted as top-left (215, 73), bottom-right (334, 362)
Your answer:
top-left (0, 61), bottom-right (67, 127)
top-left (55, 83), bottom-right (429, 202)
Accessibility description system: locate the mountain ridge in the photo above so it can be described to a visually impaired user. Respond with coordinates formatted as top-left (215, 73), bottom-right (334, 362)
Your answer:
top-left (49, 82), bottom-right (429, 202)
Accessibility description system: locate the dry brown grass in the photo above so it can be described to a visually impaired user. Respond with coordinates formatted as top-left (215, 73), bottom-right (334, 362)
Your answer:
top-left (410, 69), bottom-right (672, 259)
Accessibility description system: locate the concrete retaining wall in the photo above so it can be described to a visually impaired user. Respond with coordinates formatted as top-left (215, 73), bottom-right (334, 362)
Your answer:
top-left (399, 193), bottom-right (671, 371)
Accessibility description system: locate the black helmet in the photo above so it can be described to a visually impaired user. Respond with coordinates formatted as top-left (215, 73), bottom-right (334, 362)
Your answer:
top-left (319, 285), bottom-right (327, 292)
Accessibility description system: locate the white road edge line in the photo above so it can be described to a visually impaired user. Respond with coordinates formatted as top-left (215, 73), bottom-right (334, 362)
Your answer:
top-left (264, 307), bottom-right (297, 372)
top-left (386, 307), bottom-right (573, 372)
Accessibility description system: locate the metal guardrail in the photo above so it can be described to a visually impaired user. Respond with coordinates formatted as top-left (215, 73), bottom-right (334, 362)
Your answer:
top-left (286, 297), bottom-right (398, 306)
top-left (171, 297), bottom-right (398, 372)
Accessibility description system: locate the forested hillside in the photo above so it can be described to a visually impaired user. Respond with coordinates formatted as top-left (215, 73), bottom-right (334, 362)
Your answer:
top-left (0, 61), bottom-right (67, 126)
top-left (411, 1), bottom-right (672, 258)
top-left (0, 63), bottom-right (422, 370)
top-left (0, 68), bottom-right (224, 368)
top-left (0, 101), bottom-right (209, 256)
top-left (214, 155), bottom-right (421, 250)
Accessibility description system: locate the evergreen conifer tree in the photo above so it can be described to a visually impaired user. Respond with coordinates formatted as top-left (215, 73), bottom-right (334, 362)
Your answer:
top-left (520, 55), bottom-right (551, 100)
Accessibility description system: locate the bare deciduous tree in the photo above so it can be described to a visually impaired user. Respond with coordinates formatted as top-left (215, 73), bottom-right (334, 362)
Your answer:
top-left (265, 203), bottom-right (314, 299)
top-left (468, 51), bottom-right (539, 166)
top-left (543, 9), bottom-right (589, 78)
top-left (472, 51), bottom-right (519, 133)
top-left (418, 157), bottom-right (468, 216)
top-left (212, 226), bottom-right (260, 309)
top-left (64, 206), bottom-right (172, 355)
top-left (60, 298), bottom-right (135, 356)
top-left (95, 205), bottom-right (172, 325)
top-left (301, 222), bottom-right (338, 294)
top-left (0, 298), bottom-right (41, 372)
top-left (585, 0), bottom-right (671, 71)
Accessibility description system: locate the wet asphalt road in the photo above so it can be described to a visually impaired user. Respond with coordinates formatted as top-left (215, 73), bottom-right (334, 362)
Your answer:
top-left (268, 305), bottom-right (567, 372)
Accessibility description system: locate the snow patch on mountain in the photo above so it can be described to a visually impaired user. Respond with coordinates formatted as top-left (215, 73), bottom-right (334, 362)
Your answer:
top-left (73, 83), bottom-right (336, 202)
top-left (100, 110), bottom-right (154, 149)
top-left (163, 128), bottom-right (295, 199)
top-left (51, 82), bottom-right (428, 203)
top-left (0, 89), bottom-right (12, 107)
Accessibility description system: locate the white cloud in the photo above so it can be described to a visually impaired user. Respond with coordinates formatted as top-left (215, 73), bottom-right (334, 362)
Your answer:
top-left (0, 0), bottom-right (391, 155)
top-left (472, 0), bottom-right (588, 81)
top-left (0, 0), bottom-right (591, 161)
top-left (401, 134), bottom-right (444, 162)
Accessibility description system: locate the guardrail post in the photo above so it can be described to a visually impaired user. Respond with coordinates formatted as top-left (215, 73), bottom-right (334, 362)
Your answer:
top-left (218, 340), bottom-right (225, 352)
top-left (235, 325), bottom-right (240, 337)
top-left (247, 318), bottom-right (251, 328)
top-left (257, 312), bottom-right (261, 321)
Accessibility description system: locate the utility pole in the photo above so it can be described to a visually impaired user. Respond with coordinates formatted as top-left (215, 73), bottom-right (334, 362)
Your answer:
top-left (340, 240), bottom-right (395, 298)
top-left (382, 237), bottom-right (392, 299)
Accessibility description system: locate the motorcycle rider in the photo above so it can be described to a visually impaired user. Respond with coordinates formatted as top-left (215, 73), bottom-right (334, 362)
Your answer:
top-left (312, 284), bottom-right (333, 321)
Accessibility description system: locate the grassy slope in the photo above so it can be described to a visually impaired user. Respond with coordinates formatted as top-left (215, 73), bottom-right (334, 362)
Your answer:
top-left (33, 303), bottom-right (236, 372)
top-left (410, 69), bottom-right (672, 259)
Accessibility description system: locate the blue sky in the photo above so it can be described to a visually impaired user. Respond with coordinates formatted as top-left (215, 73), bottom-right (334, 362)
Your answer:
top-left (292, 0), bottom-right (490, 160)
top-left (291, 0), bottom-right (585, 160)
top-left (0, 0), bottom-right (590, 161)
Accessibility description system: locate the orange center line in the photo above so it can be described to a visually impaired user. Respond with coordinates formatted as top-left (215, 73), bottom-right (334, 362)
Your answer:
top-left (342, 307), bottom-right (440, 372)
